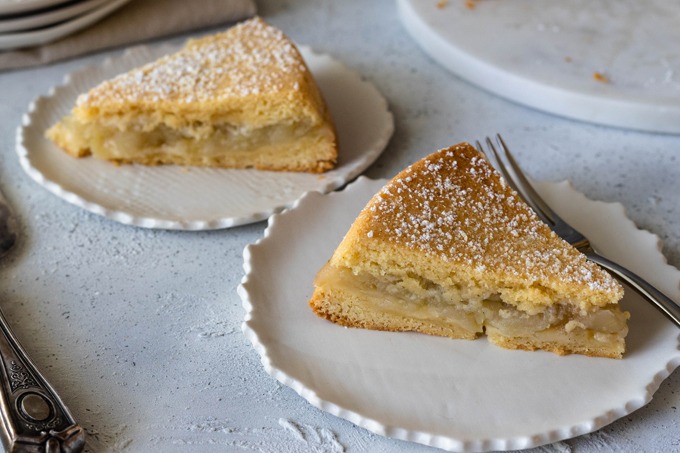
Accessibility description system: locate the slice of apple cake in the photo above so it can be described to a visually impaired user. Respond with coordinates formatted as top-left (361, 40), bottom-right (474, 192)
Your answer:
top-left (309, 143), bottom-right (629, 358)
top-left (46, 17), bottom-right (337, 173)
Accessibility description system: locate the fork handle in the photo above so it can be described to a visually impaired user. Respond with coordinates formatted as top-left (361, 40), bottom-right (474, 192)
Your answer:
top-left (586, 252), bottom-right (680, 328)
top-left (0, 307), bottom-right (85, 452)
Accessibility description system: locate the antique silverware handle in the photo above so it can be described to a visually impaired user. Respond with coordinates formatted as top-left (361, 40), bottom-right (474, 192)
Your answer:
top-left (587, 252), bottom-right (680, 328)
top-left (0, 308), bottom-right (85, 453)
top-left (0, 189), bottom-right (84, 452)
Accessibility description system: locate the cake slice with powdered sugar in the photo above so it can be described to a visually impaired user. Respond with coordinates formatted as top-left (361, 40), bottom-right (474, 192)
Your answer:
top-left (309, 142), bottom-right (629, 358)
top-left (46, 17), bottom-right (337, 173)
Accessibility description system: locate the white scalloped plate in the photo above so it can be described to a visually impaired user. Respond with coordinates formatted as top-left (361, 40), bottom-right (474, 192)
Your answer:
top-left (239, 176), bottom-right (680, 452)
top-left (0, 0), bottom-right (111, 34)
top-left (0, 0), bottom-right (132, 50)
top-left (0, 0), bottom-right (71, 16)
top-left (398, 0), bottom-right (680, 134)
top-left (16, 45), bottom-right (394, 230)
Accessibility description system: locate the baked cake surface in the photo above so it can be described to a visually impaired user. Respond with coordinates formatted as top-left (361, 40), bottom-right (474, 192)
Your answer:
top-left (309, 143), bottom-right (629, 358)
top-left (46, 17), bottom-right (337, 173)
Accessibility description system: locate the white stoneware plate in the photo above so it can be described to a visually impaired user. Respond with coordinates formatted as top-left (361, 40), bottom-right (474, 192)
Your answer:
top-left (0, 0), bottom-right (72, 16)
top-left (17, 45), bottom-right (394, 230)
top-left (239, 176), bottom-right (680, 452)
top-left (398, 0), bottom-right (680, 134)
top-left (0, 0), bottom-right (110, 34)
top-left (0, 0), bottom-right (131, 49)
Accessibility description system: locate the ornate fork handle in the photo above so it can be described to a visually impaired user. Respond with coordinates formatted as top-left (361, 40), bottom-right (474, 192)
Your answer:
top-left (586, 252), bottom-right (680, 328)
top-left (0, 307), bottom-right (85, 453)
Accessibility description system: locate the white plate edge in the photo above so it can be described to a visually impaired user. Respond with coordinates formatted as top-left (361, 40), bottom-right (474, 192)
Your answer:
top-left (0, 0), bottom-right (133, 50)
top-left (0, 0), bottom-right (71, 15)
top-left (540, 179), bottom-right (680, 296)
top-left (396, 0), bottom-right (680, 135)
top-left (14, 46), bottom-right (190, 229)
top-left (0, 0), bottom-right (110, 34)
top-left (238, 176), bottom-right (407, 442)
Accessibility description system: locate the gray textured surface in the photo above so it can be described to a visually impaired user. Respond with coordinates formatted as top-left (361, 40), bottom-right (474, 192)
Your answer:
top-left (0, 0), bottom-right (678, 451)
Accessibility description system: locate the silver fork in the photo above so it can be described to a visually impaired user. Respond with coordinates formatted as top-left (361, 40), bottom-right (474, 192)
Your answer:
top-left (477, 135), bottom-right (680, 328)
top-left (0, 189), bottom-right (85, 452)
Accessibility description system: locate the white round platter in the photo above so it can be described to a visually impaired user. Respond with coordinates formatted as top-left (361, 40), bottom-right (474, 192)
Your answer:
top-left (0, 0), bottom-right (72, 16)
top-left (0, 0), bottom-right (130, 49)
top-left (398, 0), bottom-right (680, 134)
top-left (0, 0), bottom-right (110, 34)
top-left (17, 45), bottom-right (394, 230)
top-left (239, 176), bottom-right (680, 452)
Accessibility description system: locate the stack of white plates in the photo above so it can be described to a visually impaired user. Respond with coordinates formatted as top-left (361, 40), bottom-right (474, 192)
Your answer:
top-left (0, 0), bottom-right (132, 50)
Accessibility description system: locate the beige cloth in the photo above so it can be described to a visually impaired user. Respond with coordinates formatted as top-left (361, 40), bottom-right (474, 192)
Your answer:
top-left (0, 0), bottom-right (256, 71)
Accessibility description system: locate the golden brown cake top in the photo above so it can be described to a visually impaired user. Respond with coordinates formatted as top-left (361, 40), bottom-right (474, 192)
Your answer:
top-left (341, 143), bottom-right (623, 309)
top-left (73, 17), bottom-right (325, 124)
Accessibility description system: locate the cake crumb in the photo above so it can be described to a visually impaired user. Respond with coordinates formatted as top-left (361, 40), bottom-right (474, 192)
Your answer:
top-left (593, 72), bottom-right (610, 83)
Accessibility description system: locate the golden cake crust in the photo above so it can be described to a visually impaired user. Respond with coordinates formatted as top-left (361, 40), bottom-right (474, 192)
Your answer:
top-left (73, 17), bottom-right (328, 128)
top-left (331, 143), bottom-right (623, 313)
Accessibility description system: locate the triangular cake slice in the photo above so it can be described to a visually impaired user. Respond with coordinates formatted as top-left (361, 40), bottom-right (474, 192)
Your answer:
top-left (46, 17), bottom-right (337, 173)
top-left (309, 143), bottom-right (629, 358)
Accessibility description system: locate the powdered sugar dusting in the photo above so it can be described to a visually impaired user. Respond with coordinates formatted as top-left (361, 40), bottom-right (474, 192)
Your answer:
top-left (77, 17), bottom-right (305, 107)
top-left (362, 143), bottom-right (621, 295)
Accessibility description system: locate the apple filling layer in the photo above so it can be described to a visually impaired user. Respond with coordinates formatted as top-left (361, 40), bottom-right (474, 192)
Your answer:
top-left (314, 263), bottom-right (629, 355)
top-left (52, 115), bottom-right (335, 170)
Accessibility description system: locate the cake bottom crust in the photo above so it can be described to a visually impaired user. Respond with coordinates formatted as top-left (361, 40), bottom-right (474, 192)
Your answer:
top-left (485, 327), bottom-right (623, 359)
top-left (309, 287), bottom-right (479, 340)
